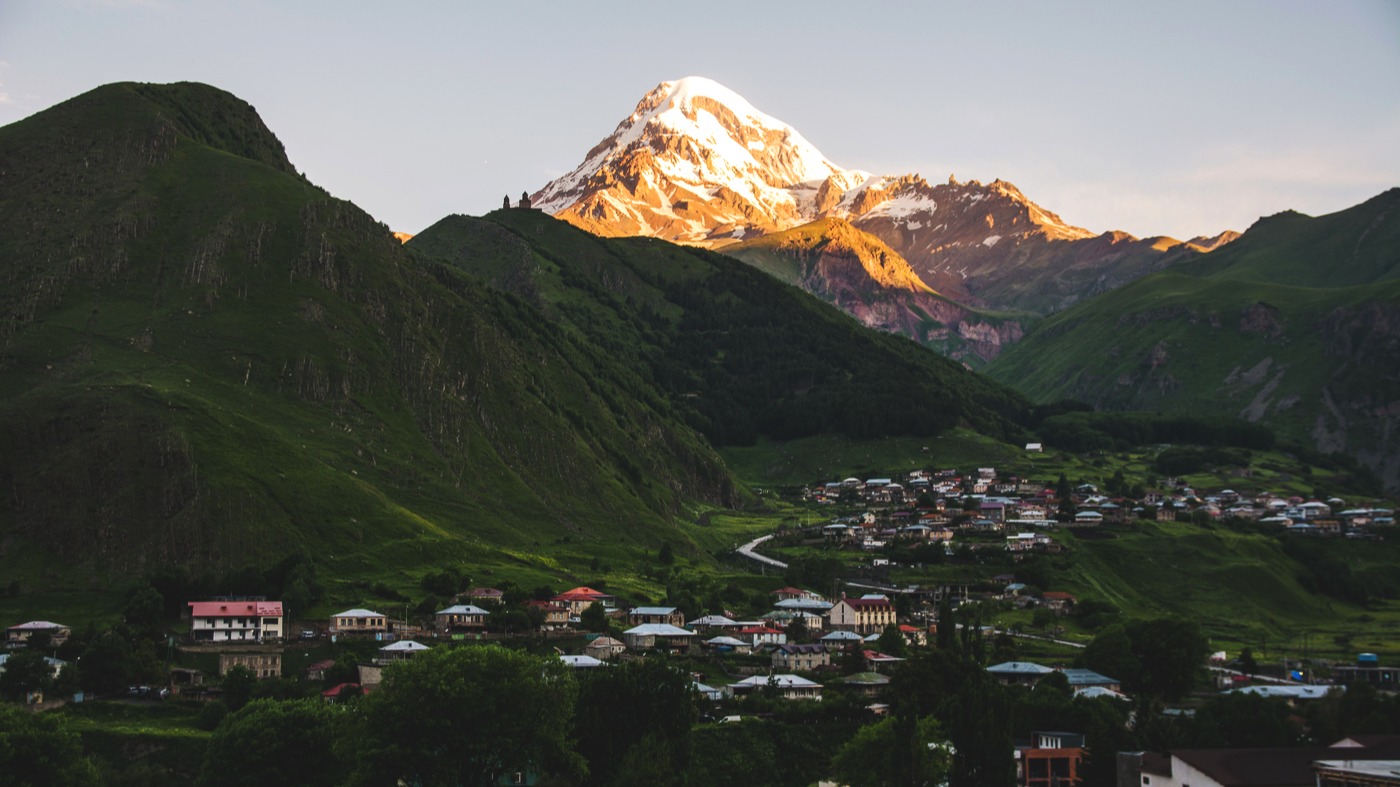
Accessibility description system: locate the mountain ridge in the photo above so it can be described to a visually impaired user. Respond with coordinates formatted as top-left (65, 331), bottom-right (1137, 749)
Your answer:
top-left (531, 76), bottom-right (1236, 334)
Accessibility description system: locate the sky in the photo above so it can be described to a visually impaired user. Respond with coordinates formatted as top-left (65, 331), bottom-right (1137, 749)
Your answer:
top-left (1, 0), bottom-right (1398, 239)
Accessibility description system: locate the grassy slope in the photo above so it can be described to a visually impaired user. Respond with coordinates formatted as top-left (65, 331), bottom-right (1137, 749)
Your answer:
top-left (984, 190), bottom-right (1400, 488)
top-left (0, 83), bottom-right (743, 619)
top-left (410, 211), bottom-right (1036, 448)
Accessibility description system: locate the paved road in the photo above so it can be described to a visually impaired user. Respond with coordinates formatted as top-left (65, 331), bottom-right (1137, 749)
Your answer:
top-left (736, 534), bottom-right (788, 569)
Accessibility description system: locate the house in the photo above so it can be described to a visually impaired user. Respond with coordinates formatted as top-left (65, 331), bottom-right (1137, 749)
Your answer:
top-left (773, 597), bottom-right (834, 615)
top-left (828, 596), bottom-right (896, 635)
top-left (1073, 510), bottom-right (1104, 525)
top-left (376, 640), bottom-right (430, 664)
top-left (770, 644), bottom-right (830, 672)
top-left (322, 682), bottom-right (361, 704)
top-left (821, 630), bottom-right (866, 647)
top-left (583, 636), bottom-right (626, 661)
top-left (464, 587), bottom-right (504, 606)
top-left (559, 654), bottom-right (606, 669)
top-left (218, 650), bottom-right (281, 679)
top-left (1040, 592), bottom-right (1076, 612)
top-left (1057, 668), bottom-right (1119, 692)
top-left (622, 623), bottom-right (695, 654)
top-left (305, 659), bottom-right (336, 682)
top-left (435, 604), bottom-right (490, 634)
top-left (553, 587), bottom-right (616, 617)
top-left (1006, 533), bottom-right (1052, 553)
top-left (627, 606), bottom-right (685, 628)
top-left (0, 653), bottom-right (66, 681)
top-left (524, 600), bottom-right (569, 627)
top-left (1025, 442), bottom-right (1043, 452)
top-left (5, 620), bottom-right (71, 647)
top-left (686, 615), bottom-right (738, 633)
top-left (189, 600), bottom-right (284, 643)
top-left (862, 650), bottom-right (906, 673)
top-left (329, 608), bottom-right (389, 641)
top-left (1015, 731), bottom-right (1084, 787)
top-left (727, 674), bottom-right (823, 702)
top-left (842, 671), bottom-right (891, 697)
top-left (986, 661), bottom-right (1055, 687)
top-left (1131, 736), bottom-right (1400, 787)
top-left (771, 587), bottom-right (825, 603)
top-left (703, 636), bottom-right (752, 655)
top-left (898, 624), bottom-right (928, 647)
top-left (738, 625), bottom-right (787, 648)
top-left (693, 681), bottom-right (724, 701)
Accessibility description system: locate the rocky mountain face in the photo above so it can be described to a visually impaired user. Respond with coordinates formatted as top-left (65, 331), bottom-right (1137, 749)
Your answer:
top-left (533, 77), bottom-right (1235, 331)
top-left (725, 218), bottom-right (1024, 364)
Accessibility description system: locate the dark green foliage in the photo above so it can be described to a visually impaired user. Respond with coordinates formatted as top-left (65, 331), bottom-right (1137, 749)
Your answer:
top-left (0, 704), bottom-right (100, 786)
top-left (1080, 618), bottom-right (1208, 700)
top-left (220, 666), bottom-right (255, 712)
top-left (0, 650), bottom-right (53, 700)
top-left (1191, 692), bottom-right (1300, 748)
top-left (579, 601), bottom-right (610, 633)
top-left (198, 699), bottom-right (349, 787)
top-left (1039, 412), bottom-right (1274, 456)
top-left (354, 645), bottom-right (582, 786)
top-left (1282, 537), bottom-right (1369, 604)
top-left (572, 658), bottom-right (698, 786)
top-left (1071, 599), bottom-right (1121, 630)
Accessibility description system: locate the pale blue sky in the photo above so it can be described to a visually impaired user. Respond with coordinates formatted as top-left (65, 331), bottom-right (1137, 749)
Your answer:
top-left (2, 0), bottom-right (1397, 239)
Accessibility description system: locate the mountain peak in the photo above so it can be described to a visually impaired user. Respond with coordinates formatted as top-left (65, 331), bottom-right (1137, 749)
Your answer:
top-left (532, 77), bottom-right (858, 243)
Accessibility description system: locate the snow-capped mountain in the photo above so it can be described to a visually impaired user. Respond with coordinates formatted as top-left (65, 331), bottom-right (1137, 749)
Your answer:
top-left (533, 76), bottom-right (863, 244)
top-left (532, 77), bottom-right (1235, 318)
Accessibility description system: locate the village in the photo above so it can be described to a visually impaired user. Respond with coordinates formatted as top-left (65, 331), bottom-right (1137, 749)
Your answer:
top-left (4, 463), bottom-right (1398, 786)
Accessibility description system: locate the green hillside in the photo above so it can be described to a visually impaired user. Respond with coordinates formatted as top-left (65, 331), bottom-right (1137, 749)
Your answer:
top-left (409, 212), bottom-right (1035, 446)
top-left (986, 190), bottom-right (1400, 491)
top-left (0, 82), bottom-right (743, 601)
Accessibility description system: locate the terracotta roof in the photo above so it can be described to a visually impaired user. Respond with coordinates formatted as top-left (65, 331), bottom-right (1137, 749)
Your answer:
top-left (189, 601), bottom-right (283, 618)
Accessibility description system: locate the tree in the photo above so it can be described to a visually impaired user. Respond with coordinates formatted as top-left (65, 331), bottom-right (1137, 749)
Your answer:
top-left (0, 704), bottom-right (99, 786)
top-left (198, 699), bottom-right (349, 787)
top-left (573, 659), bottom-right (697, 786)
top-left (0, 650), bottom-right (52, 700)
top-left (1078, 624), bottom-right (1140, 692)
top-left (1238, 647), bottom-right (1259, 675)
top-left (830, 715), bottom-right (951, 787)
top-left (354, 645), bottom-right (582, 786)
top-left (876, 624), bottom-right (909, 658)
top-left (221, 665), bottom-right (256, 712)
top-left (1126, 618), bottom-right (1208, 700)
top-left (657, 542), bottom-right (675, 565)
top-left (123, 582), bottom-right (165, 637)
top-left (1191, 692), bottom-right (1299, 748)
top-left (78, 629), bottom-right (135, 695)
top-left (580, 601), bottom-right (610, 633)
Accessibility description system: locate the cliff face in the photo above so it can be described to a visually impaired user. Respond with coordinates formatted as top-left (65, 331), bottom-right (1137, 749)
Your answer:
top-left (726, 218), bottom-right (1028, 364)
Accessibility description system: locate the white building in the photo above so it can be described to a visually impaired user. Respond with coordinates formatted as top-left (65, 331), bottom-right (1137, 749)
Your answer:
top-left (188, 600), bottom-right (284, 643)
